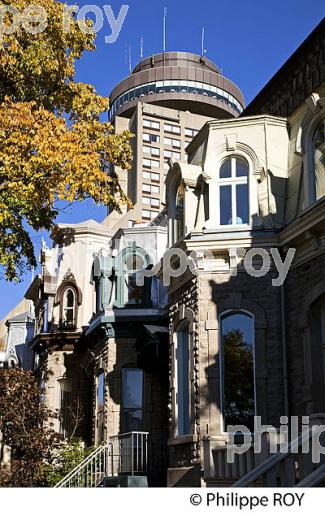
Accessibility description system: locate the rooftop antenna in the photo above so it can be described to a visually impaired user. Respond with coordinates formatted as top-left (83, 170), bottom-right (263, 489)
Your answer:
top-left (140, 36), bottom-right (144, 60)
top-left (124, 43), bottom-right (128, 73)
top-left (128, 44), bottom-right (132, 73)
top-left (201, 27), bottom-right (207, 56)
top-left (163, 7), bottom-right (167, 52)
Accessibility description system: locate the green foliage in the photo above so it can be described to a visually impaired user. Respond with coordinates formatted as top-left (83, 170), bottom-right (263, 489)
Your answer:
top-left (0, 368), bottom-right (61, 487)
top-left (43, 438), bottom-right (95, 487)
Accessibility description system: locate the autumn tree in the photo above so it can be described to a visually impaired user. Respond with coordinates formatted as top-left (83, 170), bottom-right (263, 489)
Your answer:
top-left (0, 0), bottom-right (133, 281)
top-left (0, 368), bottom-right (60, 486)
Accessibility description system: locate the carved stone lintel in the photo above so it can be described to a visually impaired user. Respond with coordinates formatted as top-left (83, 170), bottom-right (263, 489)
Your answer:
top-left (226, 133), bottom-right (237, 151)
top-left (63, 269), bottom-right (76, 284)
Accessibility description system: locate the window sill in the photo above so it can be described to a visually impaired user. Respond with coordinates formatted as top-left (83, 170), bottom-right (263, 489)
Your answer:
top-left (168, 434), bottom-right (198, 446)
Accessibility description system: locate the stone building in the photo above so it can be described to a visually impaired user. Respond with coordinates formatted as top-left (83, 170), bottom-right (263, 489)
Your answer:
top-left (2, 18), bottom-right (325, 487)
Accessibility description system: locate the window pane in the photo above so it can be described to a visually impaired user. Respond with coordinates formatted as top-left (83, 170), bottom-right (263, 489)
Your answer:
top-left (220, 185), bottom-right (232, 225)
top-left (125, 252), bottom-right (145, 270)
top-left (236, 184), bottom-right (249, 224)
top-left (123, 369), bottom-right (143, 408)
top-left (236, 157), bottom-right (249, 177)
top-left (123, 409), bottom-right (143, 432)
top-left (122, 369), bottom-right (143, 432)
top-left (176, 330), bottom-right (190, 436)
top-left (220, 159), bottom-right (231, 178)
top-left (175, 184), bottom-right (185, 241)
top-left (97, 372), bottom-right (105, 407)
top-left (65, 308), bottom-right (74, 323)
top-left (66, 289), bottom-right (74, 307)
top-left (221, 313), bottom-right (255, 431)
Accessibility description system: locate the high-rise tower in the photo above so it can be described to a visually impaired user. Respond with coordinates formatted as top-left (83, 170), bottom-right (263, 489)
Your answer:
top-left (105, 52), bottom-right (244, 227)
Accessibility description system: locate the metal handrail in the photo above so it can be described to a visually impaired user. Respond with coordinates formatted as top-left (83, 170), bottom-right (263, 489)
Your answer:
top-left (54, 431), bottom-right (149, 488)
top-left (110, 431), bottom-right (149, 476)
top-left (296, 462), bottom-right (325, 487)
top-left (54, 444), bottom-right (111, 488)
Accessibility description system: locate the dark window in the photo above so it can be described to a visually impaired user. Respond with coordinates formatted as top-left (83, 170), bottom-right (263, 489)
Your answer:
top-left (175, 183), bottom-right (185, 242)
top-left (59, 379), bottom-right (72, 437)
top-left (221, 312), bottom-right (255, 431)
top-left (176, 328), bottom-right (190, 436)
top-left (97, 372), bottom-right (105, 443)
top-left (63, 288), bottom-right (75, 327)
top-left (220, 185), bottom-right (232, 225)
top-left (122, 369), bottom-right (143, 432)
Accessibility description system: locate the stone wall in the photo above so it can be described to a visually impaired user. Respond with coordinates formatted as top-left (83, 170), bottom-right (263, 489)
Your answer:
top-left (42, 347), bottom-right (91, 442)
top-left (167, 264), bottom-right (285, 484)
top-left (284, 249), bottom-right (325, 417)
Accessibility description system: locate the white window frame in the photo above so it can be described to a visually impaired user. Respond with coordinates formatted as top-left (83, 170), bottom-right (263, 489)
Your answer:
top-left (207, 153), bottom-right (256, 229)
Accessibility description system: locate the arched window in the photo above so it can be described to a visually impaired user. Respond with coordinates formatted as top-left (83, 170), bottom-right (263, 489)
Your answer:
top-left (219, 157), bottom-right (249, 225)
top-left (220, 311), bottom-right (255, 431)
top-left (175, 183), bottom-right (185, 242)
top-left (56, 276), bottom-right (82, 329)
top-left (63, 288), bottom-right (75, 327)
top-left (176, 325), bottom-right (190, 436)
top-left (313, 119), bottom-right (325, 201)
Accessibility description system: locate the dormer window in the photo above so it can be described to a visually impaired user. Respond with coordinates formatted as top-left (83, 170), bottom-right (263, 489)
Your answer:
top-left (218, 157), bottom-right (249, 226)
top-left (55, 275), bottom-right (82, 330)
top-left (313, 119), bottom-right (325, 201)
top-left (63, 288), bottom-right (75, 328)
top-left (115, 246), bottom-right (152, 308)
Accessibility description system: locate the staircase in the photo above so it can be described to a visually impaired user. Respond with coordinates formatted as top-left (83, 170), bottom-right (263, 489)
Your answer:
top-left (233, 426), bottom-right (325, 487)
top-left (55, 431), bottom-right (148, 488)
top-left (203, 418), bottom-right (325, 488)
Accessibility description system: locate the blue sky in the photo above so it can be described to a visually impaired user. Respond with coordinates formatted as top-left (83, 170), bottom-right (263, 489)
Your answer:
top-left (0, 0), bottom-right (324, 320)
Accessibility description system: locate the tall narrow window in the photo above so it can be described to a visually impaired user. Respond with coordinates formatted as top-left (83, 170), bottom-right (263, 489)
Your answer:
top-left (175, 183), bottom-right (185, 242)
top-left (310, 295), bottom-right (325, 412)
top-left (63, 289), bottom-right (75, 327)
top-left (220, 312), bottom-right (255, 431)
top-left (122, 369), bottom-right (143, 432)
top-left (59, 378), bottom-right (72, 437)
top-left (313, 119), bottom-right (325, 200)
top-left (219, 157), bottom-right (249, 225)
top-left (176, 327), bottom-right (190, 436)
top-left (95, 277), bottom-right (102, 314)
top-left (97, 372), bottom-right (105, 443)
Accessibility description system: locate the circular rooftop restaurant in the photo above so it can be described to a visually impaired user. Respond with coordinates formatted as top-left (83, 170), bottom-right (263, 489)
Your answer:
top-left (109, 52), bottom-right (245, 120)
